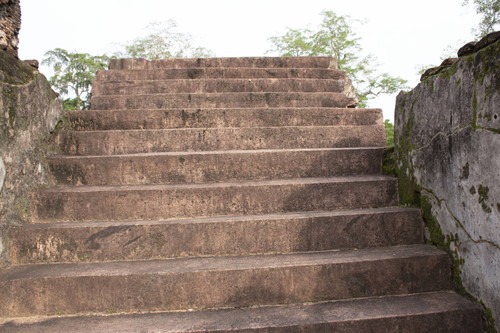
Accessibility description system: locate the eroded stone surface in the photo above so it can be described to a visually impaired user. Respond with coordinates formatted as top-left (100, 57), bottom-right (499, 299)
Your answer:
top-left (0, 156), bottom-right (5, 191)
top-left (0, 49), bottom-right (63, 262)
top-left (394, 37), bottom-right (500, 330)
top-left (0, 0), bottom-right (20, 57)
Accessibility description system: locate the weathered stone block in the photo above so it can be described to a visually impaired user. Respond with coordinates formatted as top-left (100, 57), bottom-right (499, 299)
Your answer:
top-left (0, 49), bottom-right (63, 262)
top-left (394, 37), bottom-right (500, 331)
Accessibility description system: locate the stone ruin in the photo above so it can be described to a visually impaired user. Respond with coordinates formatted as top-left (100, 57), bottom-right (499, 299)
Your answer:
top-left (0, 0), bottom-right (20, 57)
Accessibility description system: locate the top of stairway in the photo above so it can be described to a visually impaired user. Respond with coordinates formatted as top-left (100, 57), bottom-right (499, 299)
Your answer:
top-left (109, 57), bottom-right (339, 70)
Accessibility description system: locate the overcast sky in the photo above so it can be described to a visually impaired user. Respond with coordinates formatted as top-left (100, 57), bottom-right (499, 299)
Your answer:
top-left (18, 0), bottom-right (479, 122)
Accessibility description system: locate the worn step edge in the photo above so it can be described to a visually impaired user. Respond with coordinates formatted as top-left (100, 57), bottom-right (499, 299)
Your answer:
top-left (47, 147), bottom-right (384, 186)
top-left (57, 125), bottom-right (387, 155)
top-left (108, 57), bottom-right (338, 70)
top-left (0, 291), bottom-right (483, 333)
top-left (10, 207), bottom-right (424, 263)
top-left (91, 78), bottom-right (349, 96)
top-left (90, 92), bottom-right (357, 110)
top-left (0, 244), bottom-right (451, 317)
top-left (32, 175), bottom-right (399, 222)
top-left (96, 67), bottom-right (347, 81)
top-left (68, 107), bottom-right (383, 131)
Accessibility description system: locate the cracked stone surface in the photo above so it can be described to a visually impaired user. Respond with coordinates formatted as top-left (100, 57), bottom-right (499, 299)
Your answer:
top-left (394, 38), bottom-right (500, 330)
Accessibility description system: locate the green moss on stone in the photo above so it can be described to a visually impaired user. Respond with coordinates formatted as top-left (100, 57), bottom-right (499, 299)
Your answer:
top-left (478, 184), bottom-right (492, 213)
top-left (13, 196), bottom-right (30, 220)
top-left (438, 62), bottom-right (459, 80)
top-left (480, 300), bottom-right (498, 333)
top-left (470, 186), bottom-right (476, 195)
top-left (0, 50), bottom-right (34, 85)
top-left (382, 147), bottom-right (396, 176)
top-left (421, 196), bottom-right (444, 246)
top-left (460, 162), bottom-right (470, 180)
top-left (471, 88), bottom-right (478, 130)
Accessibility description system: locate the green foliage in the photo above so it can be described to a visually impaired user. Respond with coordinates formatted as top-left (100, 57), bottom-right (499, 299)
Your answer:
top-left (384, 119), bottom-right (394, 147)
top-left (62, 97), bottom-right (82, 111)
top-left (267, 10), bottom-right (408, 107)
top-left (42, 48), bottom-right (109, 110)
top-left (116, 20), bottom-right (214, 60)
top-left (464, 0), bottom-right (500, 38)
top-left (268, 28), bottom-right (314, 56)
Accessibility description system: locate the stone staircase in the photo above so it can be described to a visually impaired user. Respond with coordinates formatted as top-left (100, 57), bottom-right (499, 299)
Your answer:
top-left (0, 57), bottom-right (483, 332)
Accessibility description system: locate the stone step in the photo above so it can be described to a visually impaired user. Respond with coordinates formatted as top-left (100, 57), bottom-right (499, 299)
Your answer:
top-left (10, 207), bottom-right (423, 264)
top-left (0, 291), bottom-right (483, 332)
top-left (0, 245), bottom-right (451, 317)
top-left (90, 92), bottom-right (357, 110)
top-left (68, 107), bottom-right (382, 131)
top-left (48, 148), bottom-right (384, 186)
top-left (91, 78), bottom-right (350, 96)
top-left (96, 67), bottom-right (346, 81)
top-left (108, 57), bottom-right (338, 70)
top-left (56, 125), bottom-right (386, 156)
top-left (32, 176), bottom-right (398, 222)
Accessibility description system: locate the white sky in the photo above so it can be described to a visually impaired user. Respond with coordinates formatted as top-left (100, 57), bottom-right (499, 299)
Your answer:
top-left (18, 0), bottom-right (479, 122)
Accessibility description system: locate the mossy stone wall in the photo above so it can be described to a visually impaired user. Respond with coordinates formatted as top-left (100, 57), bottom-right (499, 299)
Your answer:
top-left (394, 38), bottom-right (500, 332)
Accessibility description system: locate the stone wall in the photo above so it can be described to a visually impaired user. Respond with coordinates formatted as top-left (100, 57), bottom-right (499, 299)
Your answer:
top-left (0, 49), bottom-right (63, 264)
top-left (394, 33), bottom-right (500, 331)
top-left (0, 0), bottom-right (21, 57)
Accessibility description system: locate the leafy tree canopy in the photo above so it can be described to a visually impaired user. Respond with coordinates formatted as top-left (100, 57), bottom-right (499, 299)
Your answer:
top-left (42, 48), bottom-right (109, 110)
top-left (115, 20), bottom-right (214, 60)
top-left (464, 0), bottom-right (500, 38)
top-left (267, 10), bottom-right (408, 107)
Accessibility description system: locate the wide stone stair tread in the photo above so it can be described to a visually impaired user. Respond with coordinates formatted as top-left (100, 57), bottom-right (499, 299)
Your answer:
top-left (0, 245), bottom-right (452, 317)
top-left (68, 107), bottom-right (382, 131)
top-left (47, 147), bottom-right (384, 185)
top-left (0, 291), bottom-right (483, 333)
top-left (56, 125), bottom-right (386, 155)
top-left (10, 207), bottom-right (424, 263)
top-left (32, 176), bottom-right (398, 222)
top-left (91, 78), bottom-right (350, 95)
top-left (90, 92), bottom-right (357, 110)
top-left (108, 56), bottom-right (338, 70)
top-left (97, 67), bottom-right (346, 81)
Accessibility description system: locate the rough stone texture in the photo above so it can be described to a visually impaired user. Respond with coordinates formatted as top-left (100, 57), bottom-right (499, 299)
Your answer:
top-left (0, 0), bottom-right (20, 57)
top-left (32, 176), bottom-right (399, 222)
top-left (9, 208), bottom-right (424, 263)
top-left (0, 291), bottom-right (483, 333)
top-left (46, 148), bottom-right (384, 186)
top-left (97, 67), bottom-right (347, 81)
top-left (0, 49), bottom-right (63, 262)
top-left (91, 78), bottom-right (349, 96)
top-left (0, 245), bottom-right (451, 317)
top-left (108, 56), bottom-right (339, 70)
top-left (68, 107), bottom-right (383, 131)
top-left (90, 92), bottom-right (358, 110)
top-left (56, 125), bottom-right (386, 155)
top-left (394, 37), bottom-right (500, 330)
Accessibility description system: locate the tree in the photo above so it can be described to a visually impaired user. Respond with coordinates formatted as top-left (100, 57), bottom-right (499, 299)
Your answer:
top-left (42, 48), bottom-right (109, 110)
top-left (384, 119), bottom-right (394, 147)
top-left (116, 20), bottom-right (214, 60)
top-left (267, 28), bottom-right (314, 56)
top-left (464, 0), bottom-right (500, 38)
top-left (267, 11), bottom-right (407, 107)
